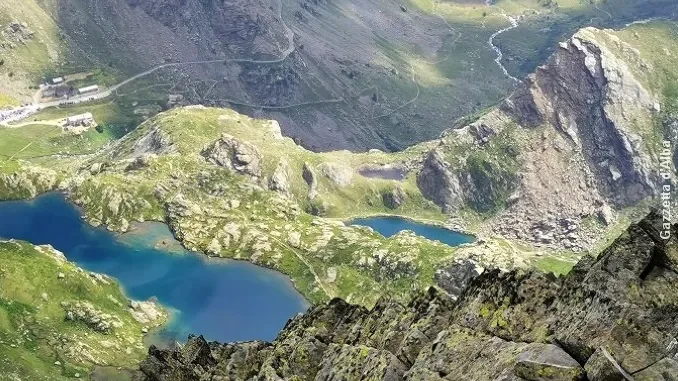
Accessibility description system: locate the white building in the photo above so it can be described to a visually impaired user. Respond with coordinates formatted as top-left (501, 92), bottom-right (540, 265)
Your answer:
top-left (78, 85), bottom-right (99, 94)
top-left (52, 77), bottom-right (64, 85)
top-left (65, 112), bottom-right (94, 127)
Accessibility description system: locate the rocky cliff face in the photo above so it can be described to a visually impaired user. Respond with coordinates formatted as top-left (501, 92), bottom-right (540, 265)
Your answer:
top-left (138, 212), bottom-right (677, 380)
top-left (0, 164), bottom-right (58, 200)
top-left (504, 27), bottom-right (659, 207)
top-left (417, 27), bottom-right (673, 250)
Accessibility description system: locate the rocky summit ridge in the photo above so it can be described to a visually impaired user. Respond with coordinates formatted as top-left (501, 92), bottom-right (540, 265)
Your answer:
top-left (138, 212), bottom-right (678, 381)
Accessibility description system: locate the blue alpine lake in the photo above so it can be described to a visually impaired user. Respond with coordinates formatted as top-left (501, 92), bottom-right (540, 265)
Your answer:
top-left (0, 193), bottom-right (309, 346)
top-left (350, 216), bottom-right (475, 247)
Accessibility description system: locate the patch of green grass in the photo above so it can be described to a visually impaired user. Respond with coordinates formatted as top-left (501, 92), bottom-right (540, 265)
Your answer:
top-left (112, 107), bottom-right (447, 223)
top-left (0, 93), bottom-right (19, 107)
top-left (533, 256), bottom-right (576, 276)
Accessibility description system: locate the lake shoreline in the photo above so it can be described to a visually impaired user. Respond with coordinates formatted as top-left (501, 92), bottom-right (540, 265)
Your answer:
top-left (0, 192), bottom-right (310, 346)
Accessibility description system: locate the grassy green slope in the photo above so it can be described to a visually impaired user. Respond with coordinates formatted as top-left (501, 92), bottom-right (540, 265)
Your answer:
top-left (55, 107), bottom-right (464, 306)
top-left (0, 241), bottom-right (164, 380)
top-left (0, 0), bottom-right (68, 102)
top-left (119, 107), bottom-right (443, 221)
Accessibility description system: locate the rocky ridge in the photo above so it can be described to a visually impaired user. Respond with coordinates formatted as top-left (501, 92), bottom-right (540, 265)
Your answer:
top-left (139, 212), bottom-right (678, 380)
top-left (417, 26), bottom-right (676, 251)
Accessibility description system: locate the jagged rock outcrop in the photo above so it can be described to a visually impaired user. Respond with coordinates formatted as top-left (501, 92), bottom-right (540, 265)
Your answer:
top-left (416, 132), bottom-right (520, 214)
top-left (0, 164), bottom-right (58, 200)
top-left (202, 134), bottom-right (263, 177)
top-left (138, 213), bottom-right (678, 381)
top-left (416, 149), bottom-right (463, 213)
top-left (131, 126), bottom-right (176, 156)
top-left (268, 159), bottom-right (292, 194)
top-left (434, 258), bottom-right (484, 300)
top-left (63, 301), bottom-right (124, 334)
top-left (0, 21), bottom-right (34, 49)
top-left (382, 186), bottom-right (407, 209)
top-left (302, 162), bottom-right (318, 199)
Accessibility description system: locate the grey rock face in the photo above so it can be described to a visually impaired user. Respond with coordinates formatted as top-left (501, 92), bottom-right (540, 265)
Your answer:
top-left (634, 358), bottom-right (678, 381)
top-left (416, 149), bottom-right (463, 212)
top-left (131, 127), bottom-right (176, 156)
top-left (504, 28), bottom-right (658, 208)
top-left (584, 347), bottom-right (633, 381)
top-left (139, 214), bottom-right (678, 381)
top-left (201, 134), bottom-right (262, 177)
top-left (434, 259), bottom-right (484, 300)
top-left (302, 162), bottom-right (318, 199)
top-left (415, 28), bottom-right (673, 251)
top-left (514, 344), bottom-right (585, 381)
top-left (382, 186), bottom-right (407, 209)
top-left (268, 159), bottom-right (291, 194)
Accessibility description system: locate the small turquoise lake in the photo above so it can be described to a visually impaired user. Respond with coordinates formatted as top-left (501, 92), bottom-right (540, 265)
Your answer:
top-left (0, 193), bottom-right (308, 346)
top-left (350, 216), bottom-right (474, 247)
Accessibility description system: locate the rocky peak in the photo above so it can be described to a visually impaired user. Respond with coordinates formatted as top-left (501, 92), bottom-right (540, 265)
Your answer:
top-left (503, 27), bottom-right (659, 207)
top-left (415, 27), bottom-right (673, 251)
top-left (138, 213), bottom-right (678, 380)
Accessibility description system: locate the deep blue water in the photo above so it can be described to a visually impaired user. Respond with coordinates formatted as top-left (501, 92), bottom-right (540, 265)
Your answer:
top-left (350, 216), bottom-right (474, 247)
top-left (0, 193), bottom-right (308, 346)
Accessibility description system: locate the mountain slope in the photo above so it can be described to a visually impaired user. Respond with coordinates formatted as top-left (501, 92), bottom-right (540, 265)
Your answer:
top-left (0, 240), bottom-right (165, 380)
top-left (3, 0), bottom-right (678, 151)
top-left (0, 22), bottom-right (676, 310)
top-left (138, 212), bottom-right (678, 380)
top-left (417, 23), bottom-right (678, 252)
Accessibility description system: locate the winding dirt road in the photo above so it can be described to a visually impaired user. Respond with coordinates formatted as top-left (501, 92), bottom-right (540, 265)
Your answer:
top-left (1, 0), bottom-right (295, 126)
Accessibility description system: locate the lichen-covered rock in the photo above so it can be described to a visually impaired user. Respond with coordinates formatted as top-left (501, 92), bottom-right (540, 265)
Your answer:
top-left (514, 344), bottom-right (584, 380)
top-left (634, 357), bottom-right (678, 380)
top-left (315, 344), bottom-right (407, 381)
top-left (584, 347), bottom-right (633, 381)
top-left (434, 259), bottom-right (484, 300)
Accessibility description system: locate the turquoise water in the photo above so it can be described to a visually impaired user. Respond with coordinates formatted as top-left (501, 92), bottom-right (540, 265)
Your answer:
top-left (0, 193), bottom-right (308, 346)
top-left (350, 216), bottom-right (474, 247)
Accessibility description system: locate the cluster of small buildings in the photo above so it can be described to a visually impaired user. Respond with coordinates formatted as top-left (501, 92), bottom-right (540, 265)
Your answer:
top-left (62, 112), bottom-right (96, 134)
top-left (39, 75), bottom-right (100, 100)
